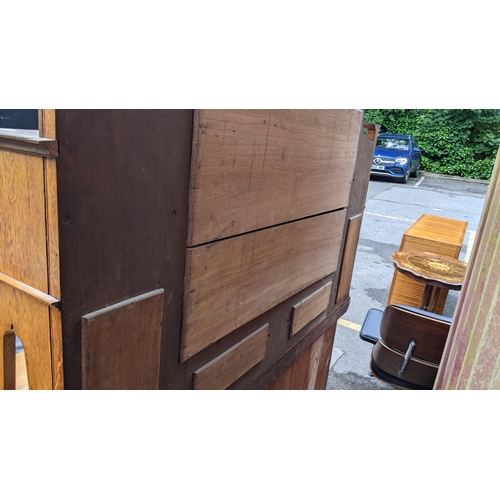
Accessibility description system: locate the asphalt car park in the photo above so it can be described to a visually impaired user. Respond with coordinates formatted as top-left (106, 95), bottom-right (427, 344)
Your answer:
top-left (326, 172), bottom-right (489, 390)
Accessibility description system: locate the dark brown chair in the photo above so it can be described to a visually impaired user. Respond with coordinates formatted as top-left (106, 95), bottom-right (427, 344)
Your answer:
top-left (359, 304), bottom-right (452, 389)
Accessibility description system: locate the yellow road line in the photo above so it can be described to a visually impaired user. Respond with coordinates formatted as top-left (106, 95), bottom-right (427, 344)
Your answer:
top-left (338, 318), bottom-right (361, 332)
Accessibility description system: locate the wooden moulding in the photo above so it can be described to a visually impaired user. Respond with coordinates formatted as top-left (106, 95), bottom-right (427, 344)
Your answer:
top-left (187, 109), bottom-right (363, 246)
top-left (0, 129), bottom-right (59, 157)
top-left (336, 213), bottom-right (363, 303)
top-left (39, 109), bottom-right (64, 389)
top-left (193, 324), bottom-right (269, 390)
top-left (81, 289), bottom-right (164, 390)
top-left (0, 271), bottom-right (60, 309)
top-left (181, 210), bottom-right (346, 361)
top-left (290, 280), bottom-right (332, 337)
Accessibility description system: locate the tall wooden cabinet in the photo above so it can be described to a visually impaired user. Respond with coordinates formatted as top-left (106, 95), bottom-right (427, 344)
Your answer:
top-left (0, 110), bottom-right (377, 389)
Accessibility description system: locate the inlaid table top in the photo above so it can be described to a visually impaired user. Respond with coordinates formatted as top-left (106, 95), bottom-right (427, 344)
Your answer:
top-left (390, 250), bottom-right (467, 290)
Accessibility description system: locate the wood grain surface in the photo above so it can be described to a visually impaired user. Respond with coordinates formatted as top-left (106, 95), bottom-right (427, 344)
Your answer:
top-left (336, 213), bottom-right (363, 302)
top-left (181, 210), bottom-right (346, 361)
top-left (0, 150), bottom-right (49, 292)
top-left (55, 110), bottom-right (194, 389)
top-left (39, 110), bottom-right (64, 389)
top-left (290, 280), bottom-right (332, 337)
top-left (82, 290), bottom-right (164, 390)
top-left (266, 326), bottom-right (335, 390)
top-left (188, 109), bottom-right (363, 245)
top-left (0, 282), bottom-right (52, 389)
top-left (193, 324), bottom-right (268, 390)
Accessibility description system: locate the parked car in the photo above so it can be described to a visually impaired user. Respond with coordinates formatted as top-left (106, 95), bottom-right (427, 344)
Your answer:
top-left (370, 133), bottom-right (421, 183)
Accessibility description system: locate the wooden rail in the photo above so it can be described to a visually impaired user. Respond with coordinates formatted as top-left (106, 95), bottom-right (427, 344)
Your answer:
top-left (0, 272), bottom-right (61, 309)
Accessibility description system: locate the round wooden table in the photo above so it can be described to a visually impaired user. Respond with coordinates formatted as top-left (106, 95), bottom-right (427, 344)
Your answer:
top-left (390, 250), bottom-right (467, 313)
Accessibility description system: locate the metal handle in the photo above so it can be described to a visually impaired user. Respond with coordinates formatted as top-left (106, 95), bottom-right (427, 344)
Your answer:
top-left (399, 340), bottom-right (416, 373)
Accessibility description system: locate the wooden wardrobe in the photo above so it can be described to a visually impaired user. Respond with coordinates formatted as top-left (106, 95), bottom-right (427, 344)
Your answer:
top-left (0, 110), bottom-right (377, 389)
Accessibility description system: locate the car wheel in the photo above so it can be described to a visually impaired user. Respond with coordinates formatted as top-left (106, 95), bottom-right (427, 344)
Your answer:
top-left (399, 169), bottom-right (409, 184)
top-left (410, 161), bottom-right (420, 178)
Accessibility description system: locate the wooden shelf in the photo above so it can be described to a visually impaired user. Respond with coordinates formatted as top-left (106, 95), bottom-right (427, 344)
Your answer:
top-left (0, 128), bottom-right (59, 157)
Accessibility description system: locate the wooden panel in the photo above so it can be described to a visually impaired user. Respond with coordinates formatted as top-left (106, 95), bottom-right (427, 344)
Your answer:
top-left (289, 346), bottom-right (311, 390)
top-left (193, 324), bottom-right (268, 390)
top-left (55, 110), bottom-right (194, 389)
top-left (188, 109), bottom-right (363, 245)
top-left (269, 365), bottom-right (292, 390)
top-left (81, 289), bottom-right (164, 390)
top-left (305, 334), bottom-right (325, 389)
top-left (387, 214), bottom-right (468, 314)
top-left (336, 213), bottom-right (363, 302)
top-left (290, 281), bottom-right (332, 336)
top-left (313, 326), bottom-right (336, 389)
top-left (181, 210), bottom-right (346, 361)
top-left (279, 327), bottom-right (335, 390)
top-left (0, 282), bottom-right (52, 390)
top-left (0, 150), bottom-right (48, 292)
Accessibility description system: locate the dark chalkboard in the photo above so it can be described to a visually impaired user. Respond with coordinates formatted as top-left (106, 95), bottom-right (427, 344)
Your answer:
top-left (0, 109), bottom-right (38, 130)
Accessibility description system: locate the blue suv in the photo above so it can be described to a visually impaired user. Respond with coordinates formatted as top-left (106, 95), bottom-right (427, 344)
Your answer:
top-left (371, 133), bottom-right (421, 183)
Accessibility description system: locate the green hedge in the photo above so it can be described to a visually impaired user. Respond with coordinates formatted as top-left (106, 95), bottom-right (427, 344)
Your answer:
top-left (364, 109), bottom-right (500, 180)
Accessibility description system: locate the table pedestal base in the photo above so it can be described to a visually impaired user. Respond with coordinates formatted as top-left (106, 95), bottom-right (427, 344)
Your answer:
top-left (419, 285), bottom-right (441, 313)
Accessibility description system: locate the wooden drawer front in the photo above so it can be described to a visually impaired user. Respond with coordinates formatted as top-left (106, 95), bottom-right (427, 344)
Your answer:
top-left (188, 109), bottom-right (363, 246)
top-left (290, 281), bottom-right (332, 337)
top-left (181, 210), bottom-right (346, 361)
top-left (193, 324), bottom-right (268, 390)
top-left (402, 235), bottom-right (461, 258)
top-left (0, 150), bottom-right (48, 292)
